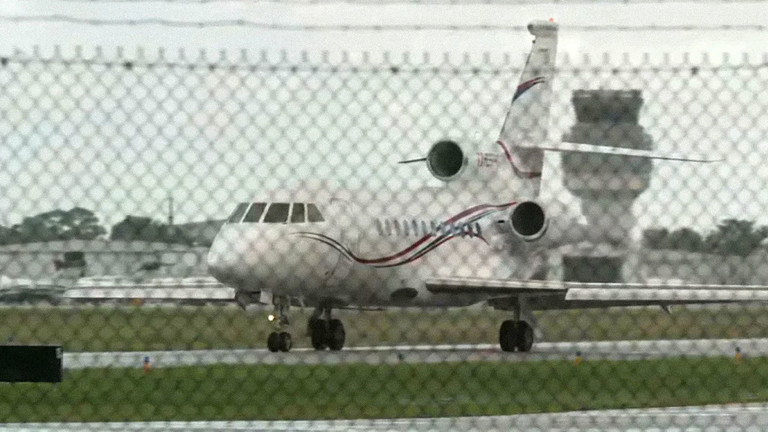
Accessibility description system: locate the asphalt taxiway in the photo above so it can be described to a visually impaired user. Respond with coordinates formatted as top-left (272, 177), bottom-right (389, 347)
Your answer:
top-left (62, 337), bottom-right (768, 369)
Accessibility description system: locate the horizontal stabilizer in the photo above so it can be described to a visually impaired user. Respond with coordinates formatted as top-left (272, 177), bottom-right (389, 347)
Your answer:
top-left (519, 141), bottom-right (721, 162)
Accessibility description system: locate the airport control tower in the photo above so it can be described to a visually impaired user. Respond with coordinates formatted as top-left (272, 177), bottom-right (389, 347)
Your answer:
top-left (560, 90), bottom-right (653, 282)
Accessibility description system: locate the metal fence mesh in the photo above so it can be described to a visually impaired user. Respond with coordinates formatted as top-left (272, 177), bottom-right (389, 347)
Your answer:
top-left (0, 44), bottom-right (768, 430)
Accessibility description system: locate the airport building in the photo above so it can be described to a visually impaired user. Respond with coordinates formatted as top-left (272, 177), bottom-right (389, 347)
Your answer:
top-left (0, 240), bottom-right (210, 280)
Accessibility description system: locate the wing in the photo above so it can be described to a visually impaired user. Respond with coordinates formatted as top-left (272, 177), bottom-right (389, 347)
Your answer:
top-left (426, 278), bottom-right (768, 309)
top-left (63, 276), bottom-right (234, 302)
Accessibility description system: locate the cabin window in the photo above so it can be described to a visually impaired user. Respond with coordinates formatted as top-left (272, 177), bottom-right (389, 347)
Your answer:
top-left (227, 203), bottom-right (249, 223)
top-left (263, 203), bottom-right (290, 223)
top-left (290, 203), bottom-right (306, 223)
top-left (242, 203), bottom-right (267, 223)
top-left (307, 204), bottom-right (325, 222)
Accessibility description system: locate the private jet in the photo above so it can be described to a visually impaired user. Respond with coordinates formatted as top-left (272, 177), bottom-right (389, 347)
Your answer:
top-left (67, 20), bottom-right (768, 353)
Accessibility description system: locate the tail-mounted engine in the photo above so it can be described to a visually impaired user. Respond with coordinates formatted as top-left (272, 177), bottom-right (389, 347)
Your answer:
top-left (426, 140), bottom-right (467, 182)
top-left (503, 201), bottom-right (549, 242)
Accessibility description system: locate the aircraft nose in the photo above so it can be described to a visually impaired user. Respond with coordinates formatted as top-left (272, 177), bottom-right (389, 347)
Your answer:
top-left (207, 226), bottom-right (247, 282)
top-left (206, 249), bottom-right (224, 276)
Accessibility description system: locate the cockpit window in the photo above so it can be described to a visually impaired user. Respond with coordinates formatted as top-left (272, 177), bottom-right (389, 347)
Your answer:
top-left (307, 204), bottom-right (325, 222)
top-left (290, 203), bottom-right (306, 223)
top-left (227, 203), bottom-right (249, 223)
top-left (242, 202), bottom-right (267, 223)
top-left (263, 203), bottom-right (290, 223)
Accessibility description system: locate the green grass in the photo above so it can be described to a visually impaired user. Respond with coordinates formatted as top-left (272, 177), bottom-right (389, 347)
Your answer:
top-left (0, 357), bottom-right (766, 421)
top-left (0, 305), bottom-right (767, 352)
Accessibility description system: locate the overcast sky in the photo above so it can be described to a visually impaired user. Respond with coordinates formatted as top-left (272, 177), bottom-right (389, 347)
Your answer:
top-left (0, 0), bottom-right (766, 234)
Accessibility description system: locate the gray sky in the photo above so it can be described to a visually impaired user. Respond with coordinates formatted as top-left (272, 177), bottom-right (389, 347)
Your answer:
top-left (0, 1), bottom-right (766, 234)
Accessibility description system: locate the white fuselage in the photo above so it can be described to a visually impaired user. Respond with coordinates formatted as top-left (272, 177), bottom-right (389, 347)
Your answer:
top-left (206, 183), bottom-right (534, 308)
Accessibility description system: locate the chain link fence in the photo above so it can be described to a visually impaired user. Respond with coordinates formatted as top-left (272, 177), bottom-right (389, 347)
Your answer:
top-left (0, 40), bottom-right (767, 430)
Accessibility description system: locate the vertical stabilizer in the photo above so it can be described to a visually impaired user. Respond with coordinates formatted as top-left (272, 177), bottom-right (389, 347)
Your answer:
top-left (497, 20), bottom-right (559, 196)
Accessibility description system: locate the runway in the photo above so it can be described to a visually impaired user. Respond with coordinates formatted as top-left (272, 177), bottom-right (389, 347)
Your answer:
top-left (63, 337), bottom-right (768, 369)
top-left (4, 403), bottom-right (768, 431)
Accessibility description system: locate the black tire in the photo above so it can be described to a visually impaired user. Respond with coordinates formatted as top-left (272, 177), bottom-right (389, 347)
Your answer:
top-left (309, 318), bottom-right (328, 350)
top-left (499, 320), bottom-right (517, 352)
top-left (279, 332), bottom-right (292, 352)
top-left (327, 319), bottom-right (346, 351)
top-left (515, 321), bottom-right (534, 353)
top-left (267, 331), bottom-right (280, 352)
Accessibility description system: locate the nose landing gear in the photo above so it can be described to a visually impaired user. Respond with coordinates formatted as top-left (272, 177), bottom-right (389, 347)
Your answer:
top-left (267, 297), bottom-right (293, 352)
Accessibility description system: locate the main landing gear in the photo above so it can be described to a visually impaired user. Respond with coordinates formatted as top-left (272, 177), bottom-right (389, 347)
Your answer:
top-left (497, 299), bottom-right (535, 352)
top-left (266, 297), bottom-right (292, 353)
top-left (308, 307), bottom-right (346, 351)
top-left (499, 320), bottom-right (534, 352)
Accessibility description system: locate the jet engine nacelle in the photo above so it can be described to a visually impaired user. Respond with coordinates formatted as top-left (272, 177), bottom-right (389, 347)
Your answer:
top-left (507, 201), bottom-right (549, 242)
top-left (426, 140), bottom-right (467, 182)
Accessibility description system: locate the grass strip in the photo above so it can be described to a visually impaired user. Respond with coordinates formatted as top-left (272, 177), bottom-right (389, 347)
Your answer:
top-left (0, 357), bottom-right (766, 422)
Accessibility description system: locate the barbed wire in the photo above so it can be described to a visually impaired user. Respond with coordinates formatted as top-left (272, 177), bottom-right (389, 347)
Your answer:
top-left (1, 52), bottom-right (766, 74)
top-left (0, 15), bottom-right (765, 32)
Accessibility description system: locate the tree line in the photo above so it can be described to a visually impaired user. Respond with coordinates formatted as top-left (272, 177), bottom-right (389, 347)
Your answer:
top-left (642, 219), bottom-right (768, 257)
top-left (0, 207), bottom-right (196, 246)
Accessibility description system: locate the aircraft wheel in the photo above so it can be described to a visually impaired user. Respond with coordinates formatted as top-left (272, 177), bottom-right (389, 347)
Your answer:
top-left (327, 319), bottom-right (346, 351)
top-left (267, 332), bottom-right (281, 352)
top-left (278, 332), bottom-right (293, 352)
top-left (309, 318), bottom-right (328, 350)
top-left (499, 320), bottom-right (517, 352)
top-left (515, 321), bottom-right (534, 353)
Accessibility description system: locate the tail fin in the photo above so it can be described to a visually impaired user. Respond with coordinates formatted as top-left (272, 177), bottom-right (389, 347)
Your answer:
top-left (497, 20), bottom-right (559, 196)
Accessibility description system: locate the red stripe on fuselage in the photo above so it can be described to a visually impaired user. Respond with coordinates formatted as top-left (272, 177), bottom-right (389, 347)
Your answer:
top-left (293, 202), bottom-right (514, 267)
top-left (356, 202), bottom-right (514, 264)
